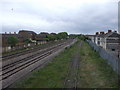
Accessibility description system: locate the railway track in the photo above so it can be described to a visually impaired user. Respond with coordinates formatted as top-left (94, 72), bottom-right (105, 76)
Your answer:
top-left (1, 39), bottom-right (77, 89)
top-left (2, 40), bottom-right (66, 60)
top-left (1, 40), bottom-right (70, 68)
top-left (2, 42), bottom-right (65, 70)
top-left (63, 42), bottom-right (82, 88)
top-left (1, 42), bottom-right (66, 80)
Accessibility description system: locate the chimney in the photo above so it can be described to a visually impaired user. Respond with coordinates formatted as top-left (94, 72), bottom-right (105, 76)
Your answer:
top-left (14, 32), bottom-right (16, 34)
top-left (5, 32), bottom-right (7, 34)
top-left (100, 32), bottom-right (105, 35)
top-left (96, 32), bottom-right (99, 35)
top-left (9, 32), bottom-right (11, 34)
top-left (108, 30), bottom-right (112, 33)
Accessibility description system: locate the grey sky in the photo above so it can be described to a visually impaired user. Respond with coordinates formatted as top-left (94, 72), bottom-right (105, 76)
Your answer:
top-left (1, 0), bottom-right (119, 34)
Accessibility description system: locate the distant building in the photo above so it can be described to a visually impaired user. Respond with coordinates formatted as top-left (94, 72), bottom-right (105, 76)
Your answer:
top-left (87, 30), bottom-right (120, 57)
top-left (35, 32), bottom-right (49, 41)
top-left (18, 30), bottom-right (37, 40)
top-left (1, 32), bottom-right (24, 52)
top-left (50, 33), bottom-right (57, 35)
top-left (103, 30), bottom-right (120, 52)
top-left (95, 31), bottom-right (105, 47)
top-left (1, 30), bottom-right (56, 52)
top-left (86, 35), bottom-right (95, 43)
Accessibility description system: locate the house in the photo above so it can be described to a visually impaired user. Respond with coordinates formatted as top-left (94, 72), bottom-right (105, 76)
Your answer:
top-left (87, 30), bottom-right (120, 57)
top-left (94, 30), bottom-right (120, 57)
top-left (18, 30), bottom-right (37, 41)
top-left (94, 32), bottom-right (105, 47)
top-left (50, 33), bottom-right (57, 36)
top-left (96, 32), bottom-right (105, 47)
top-left (35, 32), bottom-right (49, 44)
top-left (2, 30), bottom-right (37, 52)
top-left (86, 35), bottom-right (95, 43)
top-left (1, 32), bottom-right (24, 52)
top-left (103, 30), bottom-right (120, 53)
top-left (36, 32), bottom-right (49, 41)
top-left (1, 30), bottom-right (54, 52)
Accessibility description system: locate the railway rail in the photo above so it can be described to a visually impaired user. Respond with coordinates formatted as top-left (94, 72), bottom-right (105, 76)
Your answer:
top-left (2, 40), bottom-right (66, 60)
top-left (1, 39), bottom-right (77, 89)
top-left (63, 42), bottom-right (82, 88)
top-left (1, 42), bottom-right (66, 80)
top-left (1, 40), bottom-right (70, 68)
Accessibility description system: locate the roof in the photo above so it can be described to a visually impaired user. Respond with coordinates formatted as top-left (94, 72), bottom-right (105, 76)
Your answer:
top-left (1, 34), bottom-right (22, 38)
top-left (95, 31), bottom-right (120, 38)
top-left (97, 34), bottom-right (105, 37)
top-left (19, 30), bottom-right (37, 34)
top-left (86, 35), bottom-right (95, 37)
top-left (36, 34), bottom-right (47, 38)
top-left (104, 32), bottom-right (120, 38)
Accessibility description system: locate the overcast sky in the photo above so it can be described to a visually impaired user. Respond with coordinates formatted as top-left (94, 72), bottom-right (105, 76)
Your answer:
top-left (0, 0), bottom-right (119, 34)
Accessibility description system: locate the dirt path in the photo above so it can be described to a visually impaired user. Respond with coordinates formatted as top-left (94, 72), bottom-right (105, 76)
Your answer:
top-left (64, 42), bottom-right (82, 88)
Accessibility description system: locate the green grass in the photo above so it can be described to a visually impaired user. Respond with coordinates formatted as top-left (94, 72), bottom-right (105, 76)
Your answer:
top-left (15, 41), bottom-right (79, 88)
top-left (78, 41), bottom-right (119, 88)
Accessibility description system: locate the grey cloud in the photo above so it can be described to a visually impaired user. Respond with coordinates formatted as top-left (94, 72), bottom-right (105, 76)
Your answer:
top-left (1, 0), bottom-right (118, 34)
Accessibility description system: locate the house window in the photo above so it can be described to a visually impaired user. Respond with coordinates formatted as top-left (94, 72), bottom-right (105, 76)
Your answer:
top-left (98, 41), bottom-right (100, 45)
top-left (112, 49), bottom-right (115, 51)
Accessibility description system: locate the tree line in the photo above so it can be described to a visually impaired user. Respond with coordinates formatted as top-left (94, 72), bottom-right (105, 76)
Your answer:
top-left (7, 32), bottom-right (87, 49)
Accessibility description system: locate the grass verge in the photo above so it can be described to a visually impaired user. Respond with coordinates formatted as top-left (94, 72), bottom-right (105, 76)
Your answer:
top-left (78, 41), bottom-right (119, 88)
